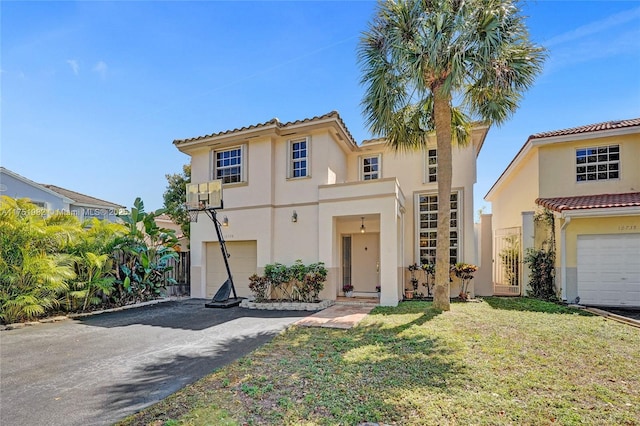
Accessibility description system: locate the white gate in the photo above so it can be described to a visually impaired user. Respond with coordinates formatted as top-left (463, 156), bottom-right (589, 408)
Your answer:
top-left (493, 227), bottom-right (522, 296)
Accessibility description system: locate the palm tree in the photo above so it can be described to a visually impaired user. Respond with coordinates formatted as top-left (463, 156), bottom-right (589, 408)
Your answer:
top-left (359, 0), bottom-right (545, 310)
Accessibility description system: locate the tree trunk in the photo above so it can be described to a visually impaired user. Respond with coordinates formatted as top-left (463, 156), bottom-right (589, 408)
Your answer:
top-left (432, 86), bottom-right (452, 311)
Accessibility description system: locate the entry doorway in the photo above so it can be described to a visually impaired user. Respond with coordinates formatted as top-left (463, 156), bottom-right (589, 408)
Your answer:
top-left (342, 233), bottom-right (380, 294)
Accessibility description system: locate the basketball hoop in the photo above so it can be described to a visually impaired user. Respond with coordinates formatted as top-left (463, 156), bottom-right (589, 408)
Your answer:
top-left (187, 206), bottom-right (199, 223)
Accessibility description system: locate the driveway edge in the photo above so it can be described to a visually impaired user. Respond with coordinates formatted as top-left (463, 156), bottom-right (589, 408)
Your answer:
top-left (1, 297), bottom-right (188, 331)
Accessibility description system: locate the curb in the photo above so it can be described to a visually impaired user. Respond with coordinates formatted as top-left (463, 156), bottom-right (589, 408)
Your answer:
top-left (1, 297), bottom-right (188, 331)
top-left (583, 307), bottom-right (640, 329)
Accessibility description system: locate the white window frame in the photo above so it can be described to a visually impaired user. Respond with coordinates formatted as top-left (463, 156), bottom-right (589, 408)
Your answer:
top-left (287, 137), bottom-right (311, 179)
top-left (576, 144), bottom-right (620, 182)
top-left (423, 148), bottom-right (438, 183)
top-left (415, 189), bottom-right (462, 266)
top-left (210, 144), bottom-right (247, 184)
top-left (359, 154), bottom-right (382, 181)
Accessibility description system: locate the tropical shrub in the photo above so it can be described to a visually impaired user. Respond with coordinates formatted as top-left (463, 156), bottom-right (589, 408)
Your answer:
top-left (0, 195), bottom-right (179, 322)
top-left (248, 274), bottom-right (270, 302)
top-left (66, 252), bottom-right (116, 311)
top-left (113, 198), bottom-right (178, 304)
top-left (524, 247), bottom-right (557, 301)
top-left (249, 261), bottom-right (327, 303)
top-left (1, 248), bottom-right (75, 323)
top-left (525, 209), bottom-right (558, 301)
top-left (0, 197), bottom-right (77, 322)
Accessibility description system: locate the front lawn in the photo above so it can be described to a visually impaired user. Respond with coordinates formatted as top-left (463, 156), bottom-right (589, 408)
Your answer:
top-left (119, 298), bottom-right (640, 425)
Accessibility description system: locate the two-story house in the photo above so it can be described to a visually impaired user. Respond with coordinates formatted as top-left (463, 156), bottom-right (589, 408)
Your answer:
top-left (485, 118), bottom-right (640, 307)
top-left (174, 111), bottom-right (489, 306)
top-left (0, 167), bottom-right (125, 222)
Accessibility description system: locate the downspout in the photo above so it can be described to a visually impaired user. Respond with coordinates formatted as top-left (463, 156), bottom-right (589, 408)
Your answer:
top-left (560, 215), bottom-right (571, 302)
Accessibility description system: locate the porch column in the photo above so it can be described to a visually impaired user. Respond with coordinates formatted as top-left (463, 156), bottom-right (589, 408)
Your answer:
top-left (379, 205), bottom-right (399, 307)
top-left (317, 205), bottom-right (337, 300)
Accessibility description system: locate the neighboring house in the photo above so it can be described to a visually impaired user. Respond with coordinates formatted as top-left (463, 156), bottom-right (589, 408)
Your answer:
top-left (174, 111), bottom-right (489, 306)
top-left (0, 167), bottom-right (125, 222)
top-left (485, 118), bottom-right (640, 307)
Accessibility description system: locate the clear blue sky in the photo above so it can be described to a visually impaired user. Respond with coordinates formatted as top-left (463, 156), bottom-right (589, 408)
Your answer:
top-left (2, 1), bottom-right (639, 213)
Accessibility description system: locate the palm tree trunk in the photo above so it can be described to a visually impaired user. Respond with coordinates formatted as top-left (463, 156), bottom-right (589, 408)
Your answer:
top-left (432, 86), bottom-right (452, 311)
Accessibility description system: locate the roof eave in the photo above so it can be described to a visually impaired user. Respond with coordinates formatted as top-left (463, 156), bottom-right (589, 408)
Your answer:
top-left (559, 206), bottom-right (640, 218)
top-left (174, 123), bottom-right (282, 152)
top-left (473, 123), bottom-right (491, 158)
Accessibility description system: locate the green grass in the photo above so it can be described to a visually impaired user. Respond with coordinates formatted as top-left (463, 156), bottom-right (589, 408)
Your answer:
top-left (117, 298), bottom-right (640, 426)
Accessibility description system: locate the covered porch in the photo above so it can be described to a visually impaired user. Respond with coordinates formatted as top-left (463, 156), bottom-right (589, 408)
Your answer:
top-left (318, 178), bottom-right (405, 306)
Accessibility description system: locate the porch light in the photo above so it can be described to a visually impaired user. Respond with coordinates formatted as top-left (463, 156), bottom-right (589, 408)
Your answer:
top-left (360, 217), bottom-right (366, 233)
top-left (292, 210), bottom-right (298, 222)
top-left (222, 216), bottom-right (229, 227)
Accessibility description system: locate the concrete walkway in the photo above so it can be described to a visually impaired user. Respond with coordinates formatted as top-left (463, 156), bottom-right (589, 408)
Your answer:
top-left (295, 303), bottom-right (376, 329)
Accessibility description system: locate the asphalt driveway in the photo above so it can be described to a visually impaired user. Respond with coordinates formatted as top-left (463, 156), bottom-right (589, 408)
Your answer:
top-left (0, 299), bottom-right (311, 426)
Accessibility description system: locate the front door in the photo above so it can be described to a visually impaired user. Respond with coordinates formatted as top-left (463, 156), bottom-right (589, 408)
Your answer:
top-left (350, 233), bottom-right (380, 293)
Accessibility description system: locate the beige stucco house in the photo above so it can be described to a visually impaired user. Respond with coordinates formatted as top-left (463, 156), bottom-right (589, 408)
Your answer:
top-left (485, 118), bottom-right (640, 307)
top-left (174, 111), bottom-right (488, 306)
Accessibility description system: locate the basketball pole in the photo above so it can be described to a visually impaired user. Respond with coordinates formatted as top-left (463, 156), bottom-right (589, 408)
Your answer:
top-left (204, 207), bottom-right (238, 301)
top-left (186, 180), bottom-right (242, 308)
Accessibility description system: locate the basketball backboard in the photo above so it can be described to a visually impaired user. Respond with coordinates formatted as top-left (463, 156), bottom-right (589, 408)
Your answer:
top-left (186, 180), bottom-right (223, 210)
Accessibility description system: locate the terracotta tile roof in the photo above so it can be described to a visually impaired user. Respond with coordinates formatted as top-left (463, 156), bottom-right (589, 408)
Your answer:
top-left (173, 111), bottom-right (357, 147)
top-left (42, 184), bottom-right (125, 209)
top-left (535, 192), bottom-right (640, 212)
top-left (529, 118), bottom-right (640, 140)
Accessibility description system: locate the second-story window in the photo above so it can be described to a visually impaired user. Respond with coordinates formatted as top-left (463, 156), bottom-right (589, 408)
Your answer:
top-left (361, 155), bottom-right (381, 180)
top-left (213, 146), bottom-right (244, 184)
top-left (289, 138), bottom-right (309, 178)
top-left (426, 149), bottom-right (437, 183)
top-left (576, 145), bottom-right (619, 182)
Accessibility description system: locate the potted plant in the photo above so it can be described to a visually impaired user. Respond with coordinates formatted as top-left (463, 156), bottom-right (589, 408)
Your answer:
top-left (375, 285), bottom-right (381, 297)
top-left (342, 284), bottom-right (354, 297)
top-left (451, 263), bottom-right (478, 301)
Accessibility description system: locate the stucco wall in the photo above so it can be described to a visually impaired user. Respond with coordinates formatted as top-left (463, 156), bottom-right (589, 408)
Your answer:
top-left (348, 140), bottom-right (480, 267)
top-left (538, 133), bottom-right (640, 198)
top-left (488, 149), bottom-right (539, 233)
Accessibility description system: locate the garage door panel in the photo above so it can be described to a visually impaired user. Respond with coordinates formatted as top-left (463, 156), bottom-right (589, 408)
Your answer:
top-left (577, 233), bottom-right (640, 307)
top-left (206, 241), bottom-right (257, 298)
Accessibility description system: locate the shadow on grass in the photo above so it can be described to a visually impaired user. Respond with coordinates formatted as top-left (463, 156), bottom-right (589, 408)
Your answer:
top-left (116, 302), bottom-right (462, 426)
top-left (107, 331), bottom-right (280, 425)
top-left (367, 301), bottom-right (443, 333)
top-left (483, 297), bottom-right (593, 316)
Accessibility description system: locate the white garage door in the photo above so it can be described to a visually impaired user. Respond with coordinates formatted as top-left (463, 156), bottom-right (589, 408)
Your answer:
top-left (577, 234), bottom-right (640, 307)
top-left (206, 241), bottom-right (257, 299)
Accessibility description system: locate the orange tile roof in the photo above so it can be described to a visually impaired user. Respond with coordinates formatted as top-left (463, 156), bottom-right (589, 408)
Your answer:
top-left (173, 110), bottom-right (356, 147)
top-left (529, 118), bottom-right (640, 140)
top-left (535, 192), bottom-right (640, 212)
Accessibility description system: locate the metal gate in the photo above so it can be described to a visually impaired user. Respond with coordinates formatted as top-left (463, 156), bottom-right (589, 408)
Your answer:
top-left (493, 227), bottom-right (522, 295)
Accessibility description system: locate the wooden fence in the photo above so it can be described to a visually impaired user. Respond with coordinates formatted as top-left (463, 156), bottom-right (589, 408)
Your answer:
top-left (112, 250), bottom-right (190, 296)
